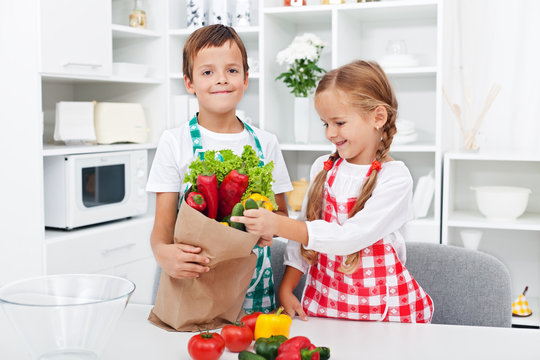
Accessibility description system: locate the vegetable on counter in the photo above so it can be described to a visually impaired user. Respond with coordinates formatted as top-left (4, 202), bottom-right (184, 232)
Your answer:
top-left (277, 336), bottom-right (331, 360)
top-left (196, 169), bottom-right (218, 219)
top-left (276, 347), bottom-right (330, 360)
top-left (186, 192), bottom-right (207, 213)
top-left (187, 331), bottom-right (225, 360)
top-left (217, 165), bottom-right (249, 220)
top-left (220, 321), bottom-right (253, 353)
top-left (240, 311), bottom-right (262, 334)
top-left (254, 335), bottom-right (288, 360)
top-left (238, 351), bottom-right (266, 360)
top-left (254, 306), bottom-right (292, 340)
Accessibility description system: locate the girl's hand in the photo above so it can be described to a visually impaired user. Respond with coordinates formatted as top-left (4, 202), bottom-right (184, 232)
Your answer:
top-left (231, 208), bottom-right (278, 240)
top-left (279, 290), bottom-right (308, 321)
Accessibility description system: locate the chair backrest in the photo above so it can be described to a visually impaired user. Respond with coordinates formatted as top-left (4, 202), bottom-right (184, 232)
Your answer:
top-left (405, 242), bottom-right (512, 327)
top-left (271, 239), bottom-right (306, 306)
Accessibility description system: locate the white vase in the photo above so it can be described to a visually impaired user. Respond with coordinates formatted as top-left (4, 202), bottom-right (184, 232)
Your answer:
top-left (294, 97), bottom-right (310, 143)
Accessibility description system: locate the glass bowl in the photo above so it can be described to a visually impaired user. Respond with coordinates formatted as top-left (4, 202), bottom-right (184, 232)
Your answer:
top-left (0, 274), bottom-right (135, 360)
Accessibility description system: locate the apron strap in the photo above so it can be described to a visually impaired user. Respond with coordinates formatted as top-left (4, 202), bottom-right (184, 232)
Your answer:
top-left (327, 158), bottom-right (343, 189)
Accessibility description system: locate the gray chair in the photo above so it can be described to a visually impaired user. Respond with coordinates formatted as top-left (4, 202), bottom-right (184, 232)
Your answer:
top-left (270, 240), bottom-right (512, 327)
top-left (271, 239), bottom-right (306, 306)
top-left (405, 242), bottom-right (512, 327)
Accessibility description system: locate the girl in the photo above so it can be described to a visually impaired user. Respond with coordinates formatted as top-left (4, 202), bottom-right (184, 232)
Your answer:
top-left (232, 60), bottom-right (434, 323)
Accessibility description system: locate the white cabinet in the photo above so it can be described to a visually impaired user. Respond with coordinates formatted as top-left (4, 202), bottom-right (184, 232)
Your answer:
top-left (442, 152), bottom-right (540, 327)
top-left (99, 257), bottom-right (157, 305)
top-left (40, 0), bottom-right (112, 77)
top-left (261, 0), bottom-right (443, 243)
top-left (45, 215), bottom-right (157, 304)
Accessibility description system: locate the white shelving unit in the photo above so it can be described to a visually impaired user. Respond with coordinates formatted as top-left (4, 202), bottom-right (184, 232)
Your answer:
top-left (442, 152), bottom-right (540, 327)
top-left (31, 0), bottom-right (444, 303)
top-left (36, 0), bottom-right (168, 303)
top-left (261, 0), bottom-right (443, 243)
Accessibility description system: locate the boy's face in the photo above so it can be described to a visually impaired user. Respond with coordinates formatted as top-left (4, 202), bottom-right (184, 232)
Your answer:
top-left (184, 41), bottom-right (248, 116)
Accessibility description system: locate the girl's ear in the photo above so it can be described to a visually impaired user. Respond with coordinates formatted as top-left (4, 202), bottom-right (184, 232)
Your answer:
top-left (184, 75), bottom-right (196, 95)
top-left (373, 105), bottom-right (388, 129)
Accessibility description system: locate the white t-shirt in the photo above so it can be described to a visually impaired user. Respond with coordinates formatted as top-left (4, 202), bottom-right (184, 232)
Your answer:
top-left (146, 122), bottom-right (293, 197)
top-left (284, 155), bottom-right (413, 274)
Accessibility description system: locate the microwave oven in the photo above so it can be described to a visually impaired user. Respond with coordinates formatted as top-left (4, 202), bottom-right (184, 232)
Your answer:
top-left (44, 150), bottom-right (148, 229)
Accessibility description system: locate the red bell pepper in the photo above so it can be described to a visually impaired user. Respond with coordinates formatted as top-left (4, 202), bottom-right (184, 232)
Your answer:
top-left (276, 336), bottom-right (330, 360)
top-left (278, 337), bottom-right (313, 355)
top-left (217, 166), bottom-right (249, 220)
top-left (196, 170), bottom-right (218, 219)
top-left (186, 192), bottom-right (207, 213)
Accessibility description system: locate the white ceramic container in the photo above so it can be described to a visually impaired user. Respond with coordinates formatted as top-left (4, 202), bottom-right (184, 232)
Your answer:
top-left (471, 186), bottom-right (532, 221)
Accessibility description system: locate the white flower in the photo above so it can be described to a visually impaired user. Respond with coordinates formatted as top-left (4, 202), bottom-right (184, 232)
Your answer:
top-left (276, 33), bottom-right (326, 65)
top-left (275, 32), bottom-right (327, 97)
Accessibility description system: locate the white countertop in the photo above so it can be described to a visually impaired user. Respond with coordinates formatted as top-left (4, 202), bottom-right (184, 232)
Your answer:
top-left (2, 304), bottom-right (539, 359)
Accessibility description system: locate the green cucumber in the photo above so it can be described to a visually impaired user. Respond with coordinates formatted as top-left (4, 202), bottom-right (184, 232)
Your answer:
top-left (244, 198), bottom-right (259, 210)
top-left (221, 215), bottom-right (231, 225)
top-left (238, 351), bottom-right (266, 360)
top-left (230, 202), bottom-right (246, 231)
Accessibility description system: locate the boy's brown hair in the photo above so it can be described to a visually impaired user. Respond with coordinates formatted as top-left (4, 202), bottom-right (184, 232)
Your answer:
top-left (182, 24), bottom-right (249, 82)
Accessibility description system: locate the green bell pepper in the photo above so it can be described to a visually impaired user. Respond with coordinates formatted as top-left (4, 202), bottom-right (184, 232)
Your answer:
top-left (254, 335), bottom-right (288, 360)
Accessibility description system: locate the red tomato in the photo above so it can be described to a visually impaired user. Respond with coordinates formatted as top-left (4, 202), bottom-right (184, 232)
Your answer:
top-left (220, 322), bottom-right (254, 352)
top-left (240, 311), bottom-right (262, 334)
top-left (187, 331), bottom-right (225, 360)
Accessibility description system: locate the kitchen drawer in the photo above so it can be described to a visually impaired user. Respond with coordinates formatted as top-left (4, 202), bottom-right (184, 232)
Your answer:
top-left (45, 217), bottom-right (153, 275)
top-left (98, 257), bottom-right (157, 305)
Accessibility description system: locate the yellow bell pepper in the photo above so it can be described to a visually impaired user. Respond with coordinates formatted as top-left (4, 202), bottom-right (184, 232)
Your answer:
top-left (220, 222), bottom-right (230, 226)
top-left (243, 193), bottom-right (274, 211)
top-left (254, 306), bottom-right (292, 340)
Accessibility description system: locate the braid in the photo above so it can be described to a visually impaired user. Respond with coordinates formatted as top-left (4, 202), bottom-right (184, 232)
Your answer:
top-left (301, 151), bottom-right (340, 264)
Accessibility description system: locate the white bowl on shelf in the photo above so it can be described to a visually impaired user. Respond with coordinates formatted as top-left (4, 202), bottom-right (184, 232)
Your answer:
top-left (0, 274), bottom-right (135, 360)
top-left (112, 62), bottom-right (149, 77)
top-left (460, 229), bottom-right (483, 250)
top-left (471, 186), bottom-right (532, 221)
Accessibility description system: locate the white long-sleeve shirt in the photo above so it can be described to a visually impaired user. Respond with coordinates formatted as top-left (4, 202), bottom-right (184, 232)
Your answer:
top-left (284, 155), bottom-right (414, 274)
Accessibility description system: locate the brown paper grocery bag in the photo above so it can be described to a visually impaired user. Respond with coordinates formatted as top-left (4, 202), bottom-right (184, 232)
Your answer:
top-left (149, 198), bottom-right (258, 331)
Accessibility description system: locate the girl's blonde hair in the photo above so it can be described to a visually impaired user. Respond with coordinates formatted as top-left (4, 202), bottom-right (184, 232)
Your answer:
top-left (301, 60), bottom-right (398, 274)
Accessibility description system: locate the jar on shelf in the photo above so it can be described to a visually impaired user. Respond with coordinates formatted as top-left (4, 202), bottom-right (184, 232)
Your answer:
top-left (284, 0), bottom-right (306, 6)
top-left (287, 178), bottom-right (310, 212)
top-left (129, 0), bottom-right (147, 29)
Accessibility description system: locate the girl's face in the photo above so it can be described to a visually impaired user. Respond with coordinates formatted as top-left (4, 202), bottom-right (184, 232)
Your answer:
top-left (184, 41), bottom-right (248, 117)
top-left (315, 89), bottom-right (386, 165)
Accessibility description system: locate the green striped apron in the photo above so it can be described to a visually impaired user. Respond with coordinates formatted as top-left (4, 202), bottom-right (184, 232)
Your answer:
top-left (187, 114), bottom-right (275, 314)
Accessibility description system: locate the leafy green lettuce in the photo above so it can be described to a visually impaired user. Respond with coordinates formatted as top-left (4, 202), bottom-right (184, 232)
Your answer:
top-left (183, 145), bottom-right (277, 210)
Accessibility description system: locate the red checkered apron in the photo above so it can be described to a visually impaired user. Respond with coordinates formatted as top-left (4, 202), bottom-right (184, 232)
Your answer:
top-left (302, 159), bottom-right (434, 323)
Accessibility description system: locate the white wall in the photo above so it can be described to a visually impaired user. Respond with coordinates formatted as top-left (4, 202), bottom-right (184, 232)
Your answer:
top-left (0, 0), bottom-right (44, 285)
top-left (442, 0), bottom-right (540, 154)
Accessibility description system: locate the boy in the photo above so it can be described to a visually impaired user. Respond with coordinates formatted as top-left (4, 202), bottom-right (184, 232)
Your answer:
top-left (146, 24), bottom-right (292, 313)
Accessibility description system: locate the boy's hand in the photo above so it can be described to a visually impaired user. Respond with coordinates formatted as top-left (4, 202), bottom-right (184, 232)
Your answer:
top-left (231, 208), bottom-right (278, 240)
top-left (279, 291), bottom-right (308, 321)
top-left (155, 243), bottom-right (210, 279)
top-left (257, 234), bottom-right (273, 247)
